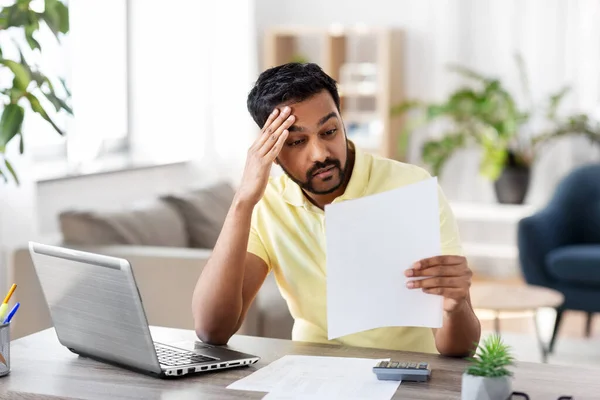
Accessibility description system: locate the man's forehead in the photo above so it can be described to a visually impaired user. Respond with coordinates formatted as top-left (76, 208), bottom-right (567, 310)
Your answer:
top-left (283, 93), bottom-right (338, 126)
top-left (280, 90), bottom-right (335, 112)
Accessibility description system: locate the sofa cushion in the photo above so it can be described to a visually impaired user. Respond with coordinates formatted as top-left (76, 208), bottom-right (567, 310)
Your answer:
top-left (161, 181), bottom-right (235, 248)
top-left (59, 199), bottom-right (189, 247)
top-left (546, 245), bottom-right (600, 286)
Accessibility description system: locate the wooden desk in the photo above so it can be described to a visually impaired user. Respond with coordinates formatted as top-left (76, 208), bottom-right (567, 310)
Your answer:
top-left (1, 327), bottom-right (599, 399)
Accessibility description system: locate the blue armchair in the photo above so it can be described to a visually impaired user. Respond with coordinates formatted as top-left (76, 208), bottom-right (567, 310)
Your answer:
top-left (518, 163), bottom-right (600, 352)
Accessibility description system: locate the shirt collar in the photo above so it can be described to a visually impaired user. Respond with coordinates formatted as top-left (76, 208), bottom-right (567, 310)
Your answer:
top-left (280, 140), bottom-right (370, 208)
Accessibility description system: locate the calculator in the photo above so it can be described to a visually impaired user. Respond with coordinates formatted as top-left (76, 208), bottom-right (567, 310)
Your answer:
top-left (373, 360), bottom-right (431, 382)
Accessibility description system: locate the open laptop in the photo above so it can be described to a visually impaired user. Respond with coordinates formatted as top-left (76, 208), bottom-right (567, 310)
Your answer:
top-left (28, 241), bottom-right (260, 378)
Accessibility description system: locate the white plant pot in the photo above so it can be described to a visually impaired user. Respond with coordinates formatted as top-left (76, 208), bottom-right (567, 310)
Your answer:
top-left (461, 373), bottom-right (512, 400)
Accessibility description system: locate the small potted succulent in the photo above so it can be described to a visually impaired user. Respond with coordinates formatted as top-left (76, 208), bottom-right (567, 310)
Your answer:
top-left (462, 334), bottom-right (515, 400)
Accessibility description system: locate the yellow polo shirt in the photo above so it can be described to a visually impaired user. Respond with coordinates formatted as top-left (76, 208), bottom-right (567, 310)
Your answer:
top-left (247, 143), bottom-right (463, 353)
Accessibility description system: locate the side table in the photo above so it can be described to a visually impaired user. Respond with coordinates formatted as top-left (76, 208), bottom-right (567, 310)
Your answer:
top-left (470, 283), bottom-right (564, 363)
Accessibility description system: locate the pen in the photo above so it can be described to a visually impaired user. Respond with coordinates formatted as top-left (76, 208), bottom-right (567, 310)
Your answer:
top-left (0, 284), bottom-right (17, 321)
top-left (3, 302), bottom-right (20, 324)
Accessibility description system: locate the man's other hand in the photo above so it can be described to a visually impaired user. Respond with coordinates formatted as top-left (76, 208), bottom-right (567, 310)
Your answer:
top-left (404, 255), bottom-right (473, 314)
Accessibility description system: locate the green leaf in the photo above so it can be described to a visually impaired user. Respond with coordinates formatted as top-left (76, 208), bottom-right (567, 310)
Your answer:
top-left (0, 9), bottom-right (8, 30)
top-left (54, 0), bottom-right (69, 33)
top-left (421, 133), bottom-right (466, 177)
top-left (447, 63), bottom-right (493, 84)
top-left (18, 132), bottom-right (24, 154)
top-left (396, 129), bottom-right (410, 160)
top-left (27, 68), bottom-right (73, 115)
top-left (24, 92), bottom-right (65, 135)
top-left (4, 158), bottom-right (19, 185)
top-left (41, 1), bottom-right (60, 37)
top-left (9, 86), bottom-right (26, 104)
top-left (12, 38), bottom-right (34, 74)
top-left (0, 167), bottom-right (7, 184)
top-left (30, 70), bottom-right (49, 89)
top-left (0, 104), bottom-right (25, 147)
top-left (390, 100), bottom-right (423, 116)
top-left (25, 24), bottom-right (41, 50)
top-left (0, 59), bottom-right (32, 91)
top-left (59, 77), bottom-right (71, 97)
top-left (465, 334), bottom-right (514, 378)
top-left (426, 104), bottom-right (449, 120)
top-left (546, 86), bottom-right (571, 120)
top-left (45, 91), bottom-right (72, 114)
top-left (42, 0), bottom-right (69, 37)
top-left (4, 3), bottom-right (30, 27)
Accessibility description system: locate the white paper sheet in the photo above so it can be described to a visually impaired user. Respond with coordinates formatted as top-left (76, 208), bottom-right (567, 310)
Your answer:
top-left (227, 355), bottom-right (400, 400)
top-left (325, 176), bottom-right (443, 340)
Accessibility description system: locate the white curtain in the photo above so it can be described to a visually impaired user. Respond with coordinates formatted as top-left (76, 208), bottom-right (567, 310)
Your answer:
top-left (204, 0), bottom-right (259, 186)
top-left (127, 0), bottom-right (257, 185)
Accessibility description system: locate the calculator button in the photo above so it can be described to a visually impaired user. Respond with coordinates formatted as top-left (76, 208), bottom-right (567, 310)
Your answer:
top-left (399, 362), bottom-right (407, 368)
top-left (389, 362), bottom-right (399, 368)
top-left (418, 363), bottom-right (428, 369)
top-left (378, 361), bottom-right (389, 368)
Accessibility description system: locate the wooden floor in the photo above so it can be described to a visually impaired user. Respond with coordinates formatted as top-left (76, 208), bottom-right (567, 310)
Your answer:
top-left (472, 274), bottom-right (600, 339)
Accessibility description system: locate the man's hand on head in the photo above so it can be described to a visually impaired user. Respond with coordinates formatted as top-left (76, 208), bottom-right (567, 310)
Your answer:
top-left (404, 255), bottom-right (473, 314)
top-left (236, 106), bottom-right (294, 207)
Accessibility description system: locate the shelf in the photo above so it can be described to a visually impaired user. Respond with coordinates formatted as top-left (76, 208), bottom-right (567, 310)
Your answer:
top-left (266, 25), bottom-right (390, 37)
top-left (338, 84), bottom-right (377, 97)
top-left (462, 242), bottom-right (519, 259)
top-left (343, 112), bottom-right (380, 124)
top-left (263, 26), bottom-right (405, 160)
top-left (349, 135), bottom-right (381, 153)
top-left (450, 202), bottom-right (537, 222)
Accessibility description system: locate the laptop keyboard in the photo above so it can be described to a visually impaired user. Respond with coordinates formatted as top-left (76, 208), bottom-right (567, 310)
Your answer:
top-left (155, 343), bottom-right (216, 367)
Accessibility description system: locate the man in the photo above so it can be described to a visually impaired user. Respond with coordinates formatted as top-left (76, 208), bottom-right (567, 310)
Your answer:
top-left (192, 62), bottom-right (481, 356)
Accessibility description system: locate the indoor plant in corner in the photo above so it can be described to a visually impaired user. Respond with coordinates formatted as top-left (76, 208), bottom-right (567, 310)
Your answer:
top-left (0, 0), bottom-right (72, 186)
top-left (392, 54), bottom-right (600, 204)
top-left (462, 334), bottom-right (515, 400)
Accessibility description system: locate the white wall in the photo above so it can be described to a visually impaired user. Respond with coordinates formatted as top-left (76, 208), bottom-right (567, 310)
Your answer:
top-left (254, 0), bottom-right (600, 205)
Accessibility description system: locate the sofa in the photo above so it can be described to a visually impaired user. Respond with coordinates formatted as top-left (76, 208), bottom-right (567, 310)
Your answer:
top-left (8, 181), bottom-right (294, 341)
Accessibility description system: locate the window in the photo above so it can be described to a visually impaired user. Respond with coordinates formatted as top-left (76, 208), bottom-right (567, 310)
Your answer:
top-left (25, 0), bottom-right (129, 163)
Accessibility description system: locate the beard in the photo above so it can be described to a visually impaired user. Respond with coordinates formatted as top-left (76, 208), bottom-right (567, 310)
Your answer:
top-left (278, 142), bottom-right (349, 195)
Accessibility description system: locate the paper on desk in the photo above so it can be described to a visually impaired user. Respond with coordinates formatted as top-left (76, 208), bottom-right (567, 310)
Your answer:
top-left (325, 176), bottom-right (443, 340)
top-left (227, 355), bottom-right (400, 400)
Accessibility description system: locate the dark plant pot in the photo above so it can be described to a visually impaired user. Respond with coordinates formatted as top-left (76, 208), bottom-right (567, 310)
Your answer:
top-left (494, 166), bottom-right (530, 204)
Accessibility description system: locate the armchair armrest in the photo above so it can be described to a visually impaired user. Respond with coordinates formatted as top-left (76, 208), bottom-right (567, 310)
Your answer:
top-left (517, 206), bottom-right (571, 286)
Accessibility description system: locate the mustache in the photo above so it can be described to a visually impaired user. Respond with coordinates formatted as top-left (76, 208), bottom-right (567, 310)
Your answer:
top-left (307, 158), bottom-right (342, 179)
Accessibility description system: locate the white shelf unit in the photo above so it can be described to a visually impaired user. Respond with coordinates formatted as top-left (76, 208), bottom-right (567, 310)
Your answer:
top-left (263, 26), bottom-right (406, 160)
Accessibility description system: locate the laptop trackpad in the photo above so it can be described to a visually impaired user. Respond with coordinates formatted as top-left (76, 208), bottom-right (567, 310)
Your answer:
top-left (166, 340), bottom-right (256, 361)
top-left (167, 340), bottom-right (213, 353)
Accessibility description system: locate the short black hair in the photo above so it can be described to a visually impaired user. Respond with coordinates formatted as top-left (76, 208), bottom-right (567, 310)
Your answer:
top-left (247, 62), bottom-right (341, 128)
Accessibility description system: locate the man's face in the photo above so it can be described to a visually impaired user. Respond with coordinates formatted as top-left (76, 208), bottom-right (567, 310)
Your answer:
top-left (275, 90), bottom-right (348, 195)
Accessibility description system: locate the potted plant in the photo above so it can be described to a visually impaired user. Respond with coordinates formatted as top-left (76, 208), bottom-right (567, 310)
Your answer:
top-left (462, 334), bottom-right (515, 400)
top-left (392, 54), bottom-right (600, 204)
top-left (0, 0), bottom-right (72, 186)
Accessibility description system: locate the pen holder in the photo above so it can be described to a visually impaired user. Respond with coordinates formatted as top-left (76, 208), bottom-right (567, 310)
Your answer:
top-left (0, 322), bottom-right (9, 377)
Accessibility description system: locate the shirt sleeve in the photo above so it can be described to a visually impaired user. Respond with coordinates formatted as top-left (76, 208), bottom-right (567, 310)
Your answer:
top-left (247, 207), bottom-right (272, 272)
